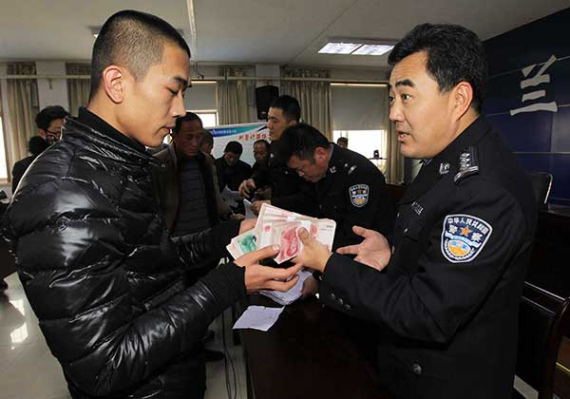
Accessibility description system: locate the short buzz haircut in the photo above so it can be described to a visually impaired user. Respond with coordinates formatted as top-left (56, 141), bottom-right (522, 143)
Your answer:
top-left (173, 111), bottom-right (203, 134)
top-left (270, 95), bottom-right (301, 122)
top-left (35, 106), bottom-right (69, 130)
top-left (224, 141), bottom-right (243, 155)
top-left (276, 123), bottom-right (330, 163)
top-left (89, 10), bottom-right (191, 101)
top-left (253, 139), bottom-right (270, 151)
top-left (388, 23), bottom-right (487, 113)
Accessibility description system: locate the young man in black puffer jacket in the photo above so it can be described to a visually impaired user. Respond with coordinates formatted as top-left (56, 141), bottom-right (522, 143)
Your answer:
top-left (1, 10), bottom-right (300, 399)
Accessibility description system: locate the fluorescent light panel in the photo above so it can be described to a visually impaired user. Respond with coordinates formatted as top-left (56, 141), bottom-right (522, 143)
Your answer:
top-left (318, 40), bottom-right (394, 56)
top-left (318, 42), bottom-right (361, 54)
top-left (352, 44), bottom-right (393, 56)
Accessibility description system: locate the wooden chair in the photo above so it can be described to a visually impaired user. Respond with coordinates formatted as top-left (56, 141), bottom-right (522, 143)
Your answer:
top-left (514, 282), bottom-right (570, 399)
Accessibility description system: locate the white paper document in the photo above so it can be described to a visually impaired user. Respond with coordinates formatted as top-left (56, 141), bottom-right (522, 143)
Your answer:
top-left (232, 305), bottom-right (285, 332)
top-left (221, 186), bottom-right (243, 207)
top-left (260, 269), bottom-right (313, 305)
top-left (243, 199), bottom-right (256, 220)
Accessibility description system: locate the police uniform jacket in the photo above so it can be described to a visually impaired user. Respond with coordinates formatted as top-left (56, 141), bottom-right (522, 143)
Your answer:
top-left (301, 144), bottom-right (394, 250)
top-left (1, 109), bottom-right (245, 399)
top-left (253, 144), bottom-right (316, 215)
top-left (319, 117), bottom-right (536, 399)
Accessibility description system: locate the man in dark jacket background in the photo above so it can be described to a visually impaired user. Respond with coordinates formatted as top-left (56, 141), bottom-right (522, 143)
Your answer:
top-left (239, 95), bottom-right (315, 215)
top-left (11, 136), bottom-right (49, 193)
top-left (154, 111), bottom-right (229, 363)
top-left (1, 10), bottom-right (300, 399)
top-left (35, 105), bottom-right (69, 145)
top-left (215, 141), bottom-right (252, 192)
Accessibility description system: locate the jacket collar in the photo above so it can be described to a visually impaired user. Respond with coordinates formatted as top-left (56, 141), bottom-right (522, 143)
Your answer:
top-left (63, 116), bottom-right (155, 166)
top-left (400, 115), bottom-right (490, 204)
top-left (77, 107), bottom-right (146, 153)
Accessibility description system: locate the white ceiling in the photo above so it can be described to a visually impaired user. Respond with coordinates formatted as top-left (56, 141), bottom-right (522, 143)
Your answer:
top-left (0, 0), bottom-right (568, 69)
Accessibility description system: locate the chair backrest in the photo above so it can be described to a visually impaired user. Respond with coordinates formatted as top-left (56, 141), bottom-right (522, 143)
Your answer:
top-left (516, 282), bottom-right (570, 399)
top-left (529, 172), bottom-right (553, 208)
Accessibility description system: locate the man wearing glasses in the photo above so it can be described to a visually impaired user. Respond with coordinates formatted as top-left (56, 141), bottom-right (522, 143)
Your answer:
top-left (35, 105), bottom-right (69, 144)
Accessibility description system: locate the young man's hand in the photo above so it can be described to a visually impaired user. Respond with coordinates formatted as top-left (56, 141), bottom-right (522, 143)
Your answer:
top-left (235, 245), bottom-right (303, 293)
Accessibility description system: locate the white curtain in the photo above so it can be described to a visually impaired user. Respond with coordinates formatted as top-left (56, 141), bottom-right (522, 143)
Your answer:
top-left (217, 67), bottom-right (255, 125)
top-left (66, 63), bottom-right (91, 117)
top-left (6, 63), bottom-right (39, 162)
top-left (378, 86), bottom-right (404, 184)
top-left (281, 68), bottom-right (332, 139)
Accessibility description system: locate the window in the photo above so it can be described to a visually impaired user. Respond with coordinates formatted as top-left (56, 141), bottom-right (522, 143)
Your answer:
top-left (333, 130), bottom-right (387, 173)
top-left (194, 111), bottom-right (218, 128)
top-left (0, 115), bottom-right (7, 181)
top-left (331, 83), bottom-right (390, 173)
top-left (184, 81), bottom-right (217, 128)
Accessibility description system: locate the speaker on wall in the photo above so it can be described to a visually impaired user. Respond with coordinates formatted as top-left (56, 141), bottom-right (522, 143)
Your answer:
top-left (255, 85), bottom-right (279, 120)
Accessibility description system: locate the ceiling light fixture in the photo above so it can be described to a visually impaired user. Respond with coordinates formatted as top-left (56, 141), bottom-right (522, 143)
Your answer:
top-left (318, 39), bottom-right (394, 56)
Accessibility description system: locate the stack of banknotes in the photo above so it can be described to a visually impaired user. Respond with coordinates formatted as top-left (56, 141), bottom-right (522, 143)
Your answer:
top-left (226, 203), bottom-right (336, 264)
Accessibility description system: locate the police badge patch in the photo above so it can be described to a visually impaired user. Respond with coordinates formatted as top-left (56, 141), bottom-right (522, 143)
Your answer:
top-left (349, 184), bottom-right (369, 207)
top-left (441, 214), bottom-right (492, 263)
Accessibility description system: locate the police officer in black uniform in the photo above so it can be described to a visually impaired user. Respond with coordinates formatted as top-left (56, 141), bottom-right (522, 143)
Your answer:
top-left (294, 24), bottom-right (536, 399)
top-left (239, 95), bottom-right (315, 215)
top-left (276, 122), bottom-right (394, 250)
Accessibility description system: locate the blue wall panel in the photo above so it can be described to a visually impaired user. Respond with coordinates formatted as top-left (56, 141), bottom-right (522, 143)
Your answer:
top-left (484, 7), bottom-right (570, 205)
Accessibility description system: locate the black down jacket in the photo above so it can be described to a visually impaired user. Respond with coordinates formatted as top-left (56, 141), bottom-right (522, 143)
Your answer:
top-left (1, 117), bottom-right (244, 398)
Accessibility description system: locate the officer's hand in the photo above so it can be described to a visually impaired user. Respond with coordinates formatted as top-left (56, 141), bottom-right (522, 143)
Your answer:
top-left (293, 228), bottom-right (332, 273)
top-left (251, 200), bottom-right (270, 215)
top-left (336, 226), bottom-right (391, 271)
top-left (239, 179), bottom-right (256, 197)
top-left (238, 218), bottom-right (256, 234)
top-left (230, 213), bottom-right (245, 221)
top-left (235, 245), bottom-right (303, 293)
top-left (301, 275), bottom-right (319, 299)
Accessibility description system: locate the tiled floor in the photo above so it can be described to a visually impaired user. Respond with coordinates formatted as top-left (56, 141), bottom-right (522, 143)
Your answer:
top-left (0, 273), bottom-right (247, 399)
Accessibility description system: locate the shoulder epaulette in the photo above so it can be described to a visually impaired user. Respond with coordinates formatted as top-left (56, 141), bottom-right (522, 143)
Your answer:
top-left (454, 146), bottom-right (479, 184)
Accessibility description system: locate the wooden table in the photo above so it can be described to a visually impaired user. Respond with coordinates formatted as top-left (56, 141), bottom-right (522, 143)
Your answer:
top-left (239, 296), bottom-right (388, 399)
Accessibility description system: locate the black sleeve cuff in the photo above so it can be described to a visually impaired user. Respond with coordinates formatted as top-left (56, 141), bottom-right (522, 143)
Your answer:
top-left (212, 219), bottom-right (241, 250)
top-left (199, 262), bottom-right (246, 310)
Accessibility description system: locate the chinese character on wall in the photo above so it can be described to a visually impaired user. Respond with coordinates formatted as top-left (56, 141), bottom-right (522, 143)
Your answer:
top-left (510, 55), bottom-right (558, 116)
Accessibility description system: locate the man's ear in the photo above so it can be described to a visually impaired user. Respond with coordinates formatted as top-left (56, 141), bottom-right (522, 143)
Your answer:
top-left (101, 65), bottom-right (128, 104)
top-left (314, 147), bottom-right (328, 163)
top-left (453, 81), bottom-right (474, 119)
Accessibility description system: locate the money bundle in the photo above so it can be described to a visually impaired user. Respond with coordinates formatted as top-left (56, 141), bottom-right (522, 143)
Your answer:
top-left (227, 203), bottom-right (336, 264)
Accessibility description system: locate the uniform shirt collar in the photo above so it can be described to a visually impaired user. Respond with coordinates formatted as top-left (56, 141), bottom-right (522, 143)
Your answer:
top-left (431, 115), bottom-right (489, 168)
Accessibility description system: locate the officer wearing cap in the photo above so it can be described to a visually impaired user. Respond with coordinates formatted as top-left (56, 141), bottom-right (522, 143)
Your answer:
top-left (294, 23), bottom-right (536, 399)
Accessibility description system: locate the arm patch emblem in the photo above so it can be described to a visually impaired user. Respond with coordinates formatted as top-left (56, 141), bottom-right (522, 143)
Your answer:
top-left (349, 184), bottom-right (369, 207)
top-left (441, 214), bottom-right (492, 263)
